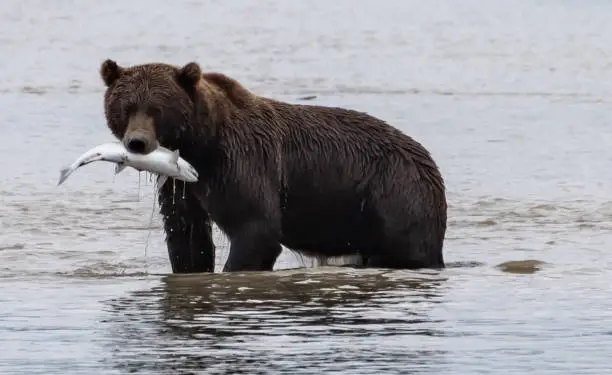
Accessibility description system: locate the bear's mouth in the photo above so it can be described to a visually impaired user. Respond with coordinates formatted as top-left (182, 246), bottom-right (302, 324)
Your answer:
top-left (155, 131), bottom-right (186, 155)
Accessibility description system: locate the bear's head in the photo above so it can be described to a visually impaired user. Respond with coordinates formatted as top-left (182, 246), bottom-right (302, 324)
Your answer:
top-left (99, 59), bottom-right (203, 154)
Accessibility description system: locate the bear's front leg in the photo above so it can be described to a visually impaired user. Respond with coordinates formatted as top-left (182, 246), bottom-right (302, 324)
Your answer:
top-left (223, 221), bottom-right (282, 272)
top-left (158, 181), bottom-right (215, 273)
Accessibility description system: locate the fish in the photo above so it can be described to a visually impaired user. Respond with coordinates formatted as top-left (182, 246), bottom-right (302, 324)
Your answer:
top-left (57, 142), bottom-right (199, 189)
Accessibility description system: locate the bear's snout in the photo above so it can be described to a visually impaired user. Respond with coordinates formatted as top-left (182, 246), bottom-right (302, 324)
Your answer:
top-left (124, 112), bottom-right (157, 155)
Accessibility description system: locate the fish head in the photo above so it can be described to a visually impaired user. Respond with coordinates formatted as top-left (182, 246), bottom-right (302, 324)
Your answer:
top-left (100, 59), bottom-right (204, 156)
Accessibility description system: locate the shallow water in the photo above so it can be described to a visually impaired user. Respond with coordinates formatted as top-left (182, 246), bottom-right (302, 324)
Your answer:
top-left (1, 0), bottom-right (612, 374)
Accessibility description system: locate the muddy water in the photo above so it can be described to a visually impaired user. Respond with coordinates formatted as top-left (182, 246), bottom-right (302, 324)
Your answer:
top-left (1, 0), bottom-right (612, 374)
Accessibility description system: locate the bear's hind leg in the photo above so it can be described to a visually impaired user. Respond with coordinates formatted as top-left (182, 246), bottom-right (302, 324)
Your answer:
top-left (363, 182), bottom-right (446, 270)
top-left (364, 246), bottom-right (443, 270)
top-left (363, 220), bottom-right (445, 270)
top-left (223, 221), bottom-right (282, 272)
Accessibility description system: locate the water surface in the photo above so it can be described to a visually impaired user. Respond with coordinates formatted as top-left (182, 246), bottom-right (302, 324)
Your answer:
top-left (1, 0), bottom-right (612, 374)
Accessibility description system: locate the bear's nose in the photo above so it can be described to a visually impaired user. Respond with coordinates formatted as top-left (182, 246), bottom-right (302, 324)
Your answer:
top-left (126, 137), bottom-right (147, 154)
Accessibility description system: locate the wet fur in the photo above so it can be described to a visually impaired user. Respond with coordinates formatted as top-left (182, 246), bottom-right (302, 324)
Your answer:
top-left (100, 59), bottom-right (448, 273)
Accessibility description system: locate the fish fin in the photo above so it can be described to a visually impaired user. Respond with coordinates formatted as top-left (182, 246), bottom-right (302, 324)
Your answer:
top-left (57, 166), bottom-right (72, 186)
top-left (156, 175), bottom-right (168, 191)
top-left (170, 150), bottom-right (180, 166)
top-left (114, 163), bottom-right (127, 175)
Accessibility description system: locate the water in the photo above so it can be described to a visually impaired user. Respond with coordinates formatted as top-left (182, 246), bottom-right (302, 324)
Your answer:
top-left (1, 0), bottom-right (612, 373)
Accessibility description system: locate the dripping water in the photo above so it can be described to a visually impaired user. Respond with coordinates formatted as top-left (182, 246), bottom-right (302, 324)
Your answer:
top-left (172, 178), bottom-right (176, 205)
top-left (142, 177), bottom-right (159, 275)
top-left (137, 172), bottom-right (185, 274)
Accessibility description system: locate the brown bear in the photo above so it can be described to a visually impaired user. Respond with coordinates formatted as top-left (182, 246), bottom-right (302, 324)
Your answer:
top-left (99, 59), bottom-right (448, 273)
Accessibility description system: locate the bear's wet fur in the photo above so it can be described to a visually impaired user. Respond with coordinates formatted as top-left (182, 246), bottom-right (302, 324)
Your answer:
top-left (99, 59), bottom-right (448, 273)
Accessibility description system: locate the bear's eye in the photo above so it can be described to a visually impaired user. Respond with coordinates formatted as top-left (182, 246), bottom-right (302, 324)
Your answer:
top-left (121, 103), bottom-right (138, 120)
top-left (146, 106), bottom-right (162, 119)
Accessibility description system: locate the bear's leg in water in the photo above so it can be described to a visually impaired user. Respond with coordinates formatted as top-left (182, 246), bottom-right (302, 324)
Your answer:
top-left (362, 210), bottom-right (446, 269)
top-left (222, 220), bottom-right (282, 272)
top-left (158, 182), bottom-right (216, 273)
top-left (361, 174), bottom-right (447, 269)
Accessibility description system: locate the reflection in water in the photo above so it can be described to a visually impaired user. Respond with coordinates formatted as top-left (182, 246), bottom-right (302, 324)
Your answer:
top-left (102, 269), bottom-right (449, 374)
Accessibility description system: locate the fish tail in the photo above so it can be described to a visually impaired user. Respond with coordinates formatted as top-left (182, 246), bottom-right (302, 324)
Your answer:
top-left (57, 167), bottom-right (72, 186)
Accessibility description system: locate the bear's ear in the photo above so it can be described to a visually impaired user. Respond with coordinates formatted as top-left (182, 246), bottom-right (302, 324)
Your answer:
top-left (100, 59), bottom-right (123, 87)
top-left (177, 62), bottom-right (202, 91)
